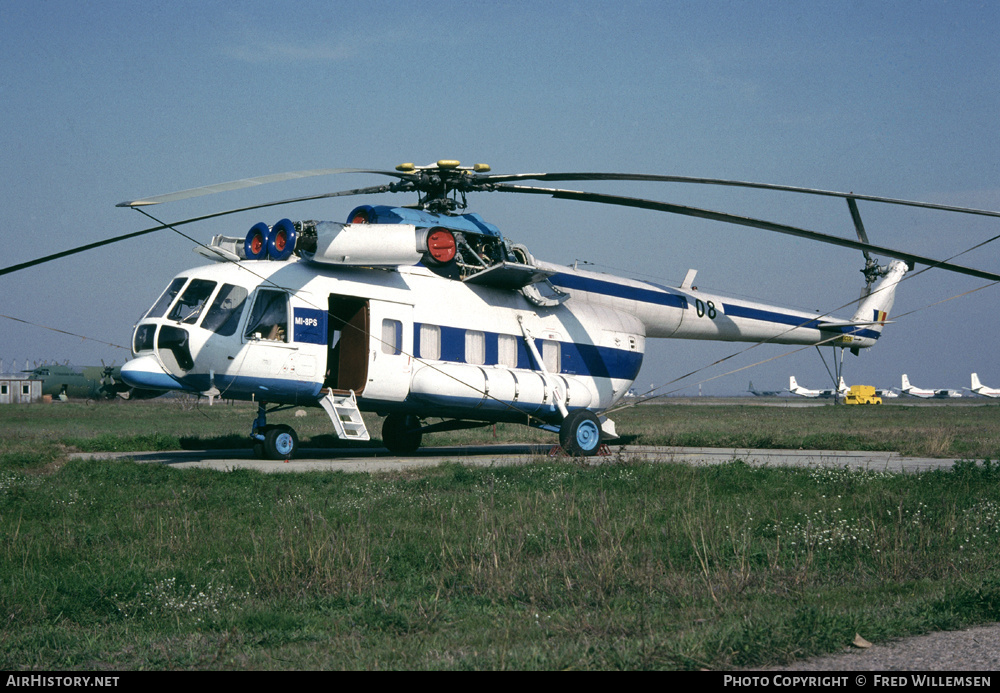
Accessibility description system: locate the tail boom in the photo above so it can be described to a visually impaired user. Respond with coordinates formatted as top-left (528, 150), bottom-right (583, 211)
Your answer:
top-left (542, 259), bottom-right (907, 350)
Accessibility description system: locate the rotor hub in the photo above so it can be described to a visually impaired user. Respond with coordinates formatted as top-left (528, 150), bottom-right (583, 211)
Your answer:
top-left (393, 161), bottom-right (493, 213)
top-left (861, 257), bottom-right (889, 287)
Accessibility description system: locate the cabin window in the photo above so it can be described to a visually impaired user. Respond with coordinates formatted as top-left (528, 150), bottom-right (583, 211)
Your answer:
top-left (168, 279), bottom-right (217, 325)
top-left (542, 339), bottom-right (560, 373)
top-left (245, 290), bottom-right (288, 342)
top-left (419, 324), bottom-right (440, 360)
top-left (465, 330), bottom-right (485, 365)
top-left (498, 334), bottom-right (518, 367)
top-left (381, 319), bottom-right (402, 355)
top-left (201, 284), bottom-right (249, 336)
top-left (145, 278), bottom-right (187, 319)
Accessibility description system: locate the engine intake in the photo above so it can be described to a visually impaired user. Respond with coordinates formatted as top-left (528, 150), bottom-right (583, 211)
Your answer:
top-left (244, 222), bottom-right (271, 260)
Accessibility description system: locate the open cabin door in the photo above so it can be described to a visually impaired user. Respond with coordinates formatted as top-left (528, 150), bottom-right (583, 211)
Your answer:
top-left (325, 296), bottom-right (369, 394)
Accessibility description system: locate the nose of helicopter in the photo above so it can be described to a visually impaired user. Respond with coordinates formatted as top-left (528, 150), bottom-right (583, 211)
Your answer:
top-left (121, 355), bottom-right (188, 392)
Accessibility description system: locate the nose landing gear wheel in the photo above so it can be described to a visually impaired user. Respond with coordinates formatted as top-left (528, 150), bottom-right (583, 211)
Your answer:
top-left (559, 410), bottom-right (602, 457)
top-left (263, 424), bottom-right (298, 460)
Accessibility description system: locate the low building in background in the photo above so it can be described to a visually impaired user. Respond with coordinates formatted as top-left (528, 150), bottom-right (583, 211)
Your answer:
top-left (0, 377), bottom-right (43, 404)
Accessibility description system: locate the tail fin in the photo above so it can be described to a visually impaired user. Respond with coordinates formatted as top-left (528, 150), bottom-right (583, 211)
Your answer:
top-left (789, 376), bottom-right (798, 390)
top-left (850, 260), bottom-right (908, 338)
top-left (839, 377), bottom-right (849, 393)
top-left (901, 374), bottom-right (911, 390)
top-left (972, 373), bottom-right (982, 390)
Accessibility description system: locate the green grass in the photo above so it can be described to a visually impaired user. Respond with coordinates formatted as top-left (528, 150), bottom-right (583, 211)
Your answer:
top-left (1, 399), bottom-right (999, 669)
top-left (3, 397), bottom-right (999, 459)
top-left (610, 402), bottom-right (1000, 458)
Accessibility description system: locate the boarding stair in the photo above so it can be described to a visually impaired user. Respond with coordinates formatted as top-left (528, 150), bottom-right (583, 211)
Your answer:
top-left (319, 390), bottom-right (370, 441)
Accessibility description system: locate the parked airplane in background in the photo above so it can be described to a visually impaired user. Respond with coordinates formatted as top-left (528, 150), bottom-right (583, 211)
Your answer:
top-left (900, 374), bottom-right (961, 399)
top-left (969, 373), bottom-right (1000, 398)
top-left (747, 380), bottom-right (782, 396)
top-left (875, 387), bottom-right (899, 399)
top-left (27, 363), bottom-right (160, 401)
top-left (788, 376), bottom-right (849, 398)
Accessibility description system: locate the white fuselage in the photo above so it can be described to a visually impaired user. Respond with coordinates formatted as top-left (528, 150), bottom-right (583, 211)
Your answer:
top-left (123, 254), bottom-right (897, 424)
top-left (124, 260), bottom-right (644, 424)
top-left (787, 375), bottom-right (848, 398)
top-left (900, 374), bottom-right (962, 399)
top-left (970, 373), bottom-right (1000, 398)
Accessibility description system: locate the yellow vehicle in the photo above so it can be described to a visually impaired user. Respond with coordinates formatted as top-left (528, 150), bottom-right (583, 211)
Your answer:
top-left (845, 385), bottom-right (882, 405)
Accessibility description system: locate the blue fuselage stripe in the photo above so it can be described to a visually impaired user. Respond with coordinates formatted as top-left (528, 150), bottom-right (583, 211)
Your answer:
top-left (722, 304), bottom-right (826, 329)
top-left (722, 304), bottom-right (881, 339)
top-left (414, 323), bottom-right (643, 381)
top-left (548, 273), bottom-right (688, 309)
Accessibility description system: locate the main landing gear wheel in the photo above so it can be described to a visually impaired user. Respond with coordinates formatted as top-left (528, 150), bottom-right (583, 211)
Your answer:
top-left (560, 409), bottom-right (602, 457)
top-left (381, 413), bottom-right (422, 455)
top-left (262, 424), bottom-right (298, 460)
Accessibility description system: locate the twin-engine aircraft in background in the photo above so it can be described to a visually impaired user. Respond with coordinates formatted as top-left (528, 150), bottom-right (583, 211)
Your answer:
top-left (969, 373), bottom-right (1000, 398)
top-left (747, 380), bottom-right (783, 397)
top-left (26, 363), bottom-right (162, 401)
top-left (5, 160), bottom-right (1000, 458)
top-left (789, 376), bottom-right (904, 400)
top-left (900, 374), bottom-right (962, 399)
top-left (788, 376), bottom-right (850, 399)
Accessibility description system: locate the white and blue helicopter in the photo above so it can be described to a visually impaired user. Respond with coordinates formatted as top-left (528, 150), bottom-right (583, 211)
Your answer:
top-left (9, 161), bottom-right (999, 458)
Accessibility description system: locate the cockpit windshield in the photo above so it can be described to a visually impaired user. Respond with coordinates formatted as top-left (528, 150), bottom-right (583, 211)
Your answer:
top-left (201, 284), bottom-right (249, 336)
top-left (145, 278), bottom-right (187, 319)
top-left (168, 279), bottom-right (217, 324)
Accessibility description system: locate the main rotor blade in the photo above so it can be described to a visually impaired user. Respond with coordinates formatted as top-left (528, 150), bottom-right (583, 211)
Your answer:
top-left (846, 197), bottom-right (871, 245)
top-left (2, 184), bottom-right (392, 277)
top-left (846, 197), bottom-right (872, 262)
top-left (118, 168), bottom-right (409, 207)
top-left (492, 183), bottom-right (1000, 283)
top-left (480, 172), bottom-right (1000, 220)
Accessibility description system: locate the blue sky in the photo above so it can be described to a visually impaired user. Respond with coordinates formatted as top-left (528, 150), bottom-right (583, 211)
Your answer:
top-left (2, 0), bottom-right (999, 395)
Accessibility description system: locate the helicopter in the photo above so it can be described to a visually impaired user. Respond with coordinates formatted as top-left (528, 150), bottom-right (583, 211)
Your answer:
top-left (6, 160), bottom-right (1000, 458)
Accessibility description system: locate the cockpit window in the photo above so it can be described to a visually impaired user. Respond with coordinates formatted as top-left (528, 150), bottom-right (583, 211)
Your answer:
top-left (244, 289), bottom-right (288, 342)
top-left (168, 279), bottom-right (218, 324)
top-left (201, 284), bottom-right (248, 336)
top-left (145, 278), bottom-right (187, 319)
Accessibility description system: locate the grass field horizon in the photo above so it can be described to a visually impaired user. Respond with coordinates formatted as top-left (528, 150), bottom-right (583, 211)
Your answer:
top-left (4, 396), bottom-right (999, 461)
top-left (1, 399), bottom-right (998, 669)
